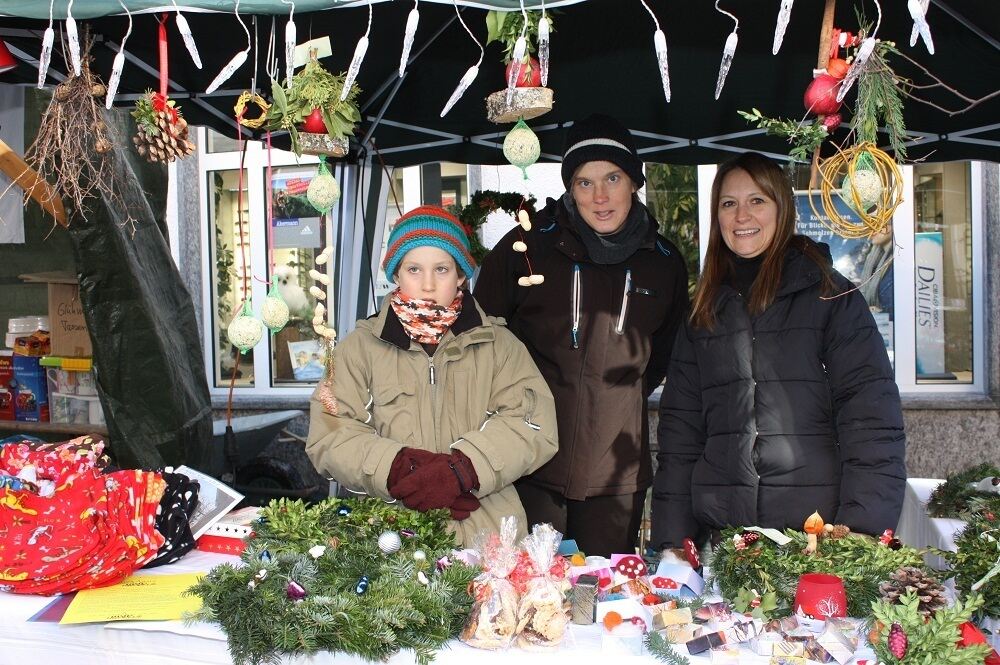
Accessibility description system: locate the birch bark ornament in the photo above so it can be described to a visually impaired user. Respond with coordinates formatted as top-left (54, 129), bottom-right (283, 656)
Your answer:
top-left (503, 118), bottom-right (540, 180)
top-left (639, 0), bottom-right (670, 103)
top-left (261, 275), bottom-right (290, 333)
top-left (227, 300), bottom-right (264, 354)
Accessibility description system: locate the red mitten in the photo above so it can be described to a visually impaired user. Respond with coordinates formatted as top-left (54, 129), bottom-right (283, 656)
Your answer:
top-left (449, 450), bottom-right (480, 493)
top-left (450, 492), bottom-right (481, 521)
top-left (386, 447), bottom-right (442, 494)
top-left (390, 456), bottom-right (461, 512)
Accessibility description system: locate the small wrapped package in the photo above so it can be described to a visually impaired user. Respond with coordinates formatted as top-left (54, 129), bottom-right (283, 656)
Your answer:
top-left (571, 574), bottom-right (599, 625)
top-left (460, 517), bottom-right (520, 650)
top-left (515, 523), bottom-right (570, 648)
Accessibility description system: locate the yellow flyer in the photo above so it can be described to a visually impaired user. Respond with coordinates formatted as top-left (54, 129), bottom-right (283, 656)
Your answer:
top-left (60, 573), bottom-right (203, 624)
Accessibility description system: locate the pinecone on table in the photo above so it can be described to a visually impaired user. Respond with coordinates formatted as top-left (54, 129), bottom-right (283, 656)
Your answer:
top-left (133, 111), bottom-right (195, 163)
top-left (878, 566), bottom-right (947, 617)
top-left (828, 524), bottom-right (851, 539)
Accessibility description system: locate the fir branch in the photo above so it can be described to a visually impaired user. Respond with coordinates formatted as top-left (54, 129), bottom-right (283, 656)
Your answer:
top-left (645, 630), bottom-right (691, 665)
top-left (737, 108), bottom-right (828, 162)
top-left (852, 41), bottom-right (908, 159)
top-left (927, 463), bottom-right (1000, 518)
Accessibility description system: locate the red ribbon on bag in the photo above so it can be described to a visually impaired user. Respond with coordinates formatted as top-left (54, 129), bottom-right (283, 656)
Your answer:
top-left (958, 621), bottom-right (1000, 665)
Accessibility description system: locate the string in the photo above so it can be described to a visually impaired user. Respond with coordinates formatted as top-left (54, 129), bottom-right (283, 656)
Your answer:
top-left (714, 0), bottom-right (739, 31)
top-left (157, 14), bottom-right (168, 97)
top-left (452, 0), bottom-right (484, 67)
top-left (638, 0), bottom-right (660, 30)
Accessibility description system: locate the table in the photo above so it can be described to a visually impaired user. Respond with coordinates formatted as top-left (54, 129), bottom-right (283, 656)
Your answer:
top-left (2, 550), bottom-right (744, 665)
top-left (895, 478), bottom-right (967, 570)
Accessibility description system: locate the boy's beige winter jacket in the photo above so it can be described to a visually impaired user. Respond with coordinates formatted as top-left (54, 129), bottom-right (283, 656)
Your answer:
top-left (306, 293), bottom-right (558, 544)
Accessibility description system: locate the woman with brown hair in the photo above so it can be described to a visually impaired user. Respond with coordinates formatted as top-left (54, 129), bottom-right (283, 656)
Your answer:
top-left (651, 152), bottom-right (906, 550)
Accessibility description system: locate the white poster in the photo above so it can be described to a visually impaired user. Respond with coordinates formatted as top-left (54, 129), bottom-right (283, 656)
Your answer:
top-left (914, 231), bottom-right (945, 377)
top-left (0, 84), bottom-right (25, 244)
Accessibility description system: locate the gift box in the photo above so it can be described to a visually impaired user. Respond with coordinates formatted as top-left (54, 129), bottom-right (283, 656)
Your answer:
top-left (652, 606), bottom-right (693, 630)
top-left (196, 521), bottom-right (253, 555)
top-left (665, 623), bottom-right (703, 644)
top-left (12, 354), bottom-right (48, 422)
top-left (571, 574), bottom-right (599, 625)
top-left (652, 561), bottom-right (706, 598)
top-left (750, 635), bottom-right (807, 657)
top-left (0, 350), bottom-right (13, 421)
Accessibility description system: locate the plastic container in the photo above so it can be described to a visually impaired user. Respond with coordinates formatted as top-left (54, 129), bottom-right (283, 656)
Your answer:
top-left (40, 356), bottom-right (97, 397)
top-left (8, 316), bottom-right (50, 334)
top-left (49, 392), bottom-right (105, 426)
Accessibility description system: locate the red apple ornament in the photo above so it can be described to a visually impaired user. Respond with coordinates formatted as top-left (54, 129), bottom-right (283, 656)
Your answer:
top-left (804, 74), bottom-right (843, 116)
top-left (505, 56), bottom-right (542, 88)
top-left (301, 107), bottom-right (326, 134)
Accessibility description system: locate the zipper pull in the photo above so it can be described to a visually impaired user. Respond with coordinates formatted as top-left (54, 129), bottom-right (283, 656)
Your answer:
top-left (428, 360), bottom-right (436, 385)
top-left (571, 264), bottom-right (581, 349)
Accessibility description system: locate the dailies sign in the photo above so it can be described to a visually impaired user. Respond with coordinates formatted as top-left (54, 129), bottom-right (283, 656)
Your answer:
top-left (914, 232), bottom-right (946, 377)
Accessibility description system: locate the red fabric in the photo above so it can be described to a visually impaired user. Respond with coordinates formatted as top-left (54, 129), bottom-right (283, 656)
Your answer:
top-left (387, 447), bottom-right (447, 492)
top-left (390, 454), bottom-right (462, 512)
top-left (958, 622), bottom-right (1000, 665)
top-left (0, 436), bottom-right (165, 595)
top-left (449, 492), bottom-right (480, 521)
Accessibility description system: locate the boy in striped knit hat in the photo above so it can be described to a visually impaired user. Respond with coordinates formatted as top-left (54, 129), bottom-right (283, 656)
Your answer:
top-left (306, 205), bottom-right (558, 544)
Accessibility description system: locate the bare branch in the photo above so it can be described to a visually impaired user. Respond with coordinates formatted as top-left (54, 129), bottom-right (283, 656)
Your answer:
top-left (892, 49), bottom-right (1000, 117)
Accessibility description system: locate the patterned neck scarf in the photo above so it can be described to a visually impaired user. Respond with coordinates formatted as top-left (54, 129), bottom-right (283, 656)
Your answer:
top-left (389, 289), bottom-right (464, 344)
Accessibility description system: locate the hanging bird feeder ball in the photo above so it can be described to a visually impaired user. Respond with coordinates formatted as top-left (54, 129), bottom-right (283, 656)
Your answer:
top-left (503, 117), bottom-right (540, 180)
top-left (227, 299), bottom-right (264, 354)
top-left (307, 157), bottom-right (342, 214)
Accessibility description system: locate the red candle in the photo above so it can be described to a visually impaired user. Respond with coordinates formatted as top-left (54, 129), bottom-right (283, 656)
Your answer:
top-left (794, 573), bottom-right (847, 619)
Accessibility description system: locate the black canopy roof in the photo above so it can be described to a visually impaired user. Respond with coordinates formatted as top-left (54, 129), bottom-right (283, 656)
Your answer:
top-left (1, 0), bottom-right (998, 165)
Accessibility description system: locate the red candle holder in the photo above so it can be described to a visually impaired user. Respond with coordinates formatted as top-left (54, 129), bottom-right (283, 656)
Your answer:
top-left (794, 573), bottom-right (847, 619)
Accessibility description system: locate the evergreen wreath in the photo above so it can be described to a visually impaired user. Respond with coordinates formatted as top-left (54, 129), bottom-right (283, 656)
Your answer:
top-left (945, 501), bottom-right (1000, 621)
top-left (187, 498), bottom-right (479, 665)
top-left (927, 463), bottom-right (1000, 518)
top-left (447, 190), bottom-right (537, 264)
top-left (869, 591), bottom-right (991, 665)
top-left (710, 528), bottom-right (926, 618)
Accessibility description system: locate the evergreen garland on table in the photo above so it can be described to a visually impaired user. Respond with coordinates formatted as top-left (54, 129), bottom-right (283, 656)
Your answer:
top-left (186, 498), bottom-right (478, 665)
top-left (945, 501), bottom-right (1000, 621)
top-left (927, 463), bottom-right (1000, 518)
top-left (710, 528), bottom-right (926, 618)
top-left (869, 591), bottom-right (991, 665)
top-left (447, 190), bottom-right (537, 264)
top-left (645, 629), bottom-right (691, 665)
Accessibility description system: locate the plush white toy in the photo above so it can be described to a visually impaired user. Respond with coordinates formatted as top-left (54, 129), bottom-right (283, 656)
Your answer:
top-left (273, 265), bottom-right (309, 317)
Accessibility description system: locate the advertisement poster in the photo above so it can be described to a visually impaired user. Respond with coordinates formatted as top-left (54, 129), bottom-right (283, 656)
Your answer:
top-left (271, 171), bottom-right (322, 249)
top-left (914, 231), bottom-right (947, 378)
top-left (794, 192), bottom-right (894, 363)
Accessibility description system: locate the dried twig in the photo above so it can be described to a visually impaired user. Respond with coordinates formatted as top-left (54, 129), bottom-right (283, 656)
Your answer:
top-left (892, 49), bottom-right (1000, 117)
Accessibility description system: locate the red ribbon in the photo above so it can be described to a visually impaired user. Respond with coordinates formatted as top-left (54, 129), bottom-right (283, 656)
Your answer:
top-left (158, 13), bottom-right (169, 98)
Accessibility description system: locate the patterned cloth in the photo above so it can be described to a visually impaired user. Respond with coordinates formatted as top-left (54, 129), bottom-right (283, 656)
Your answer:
top-left (0, 436), bottom-right (166, 595)
top-left (390, 289), bottom-right (464, 344)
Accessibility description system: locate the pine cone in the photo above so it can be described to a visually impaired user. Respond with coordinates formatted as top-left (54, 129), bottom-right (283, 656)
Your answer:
top-left (878, 566), bottom-right (947, 617)
top-left (829, 524), bottom-right (851, 539)
top-left (742, 531), bottom-right (761, 545)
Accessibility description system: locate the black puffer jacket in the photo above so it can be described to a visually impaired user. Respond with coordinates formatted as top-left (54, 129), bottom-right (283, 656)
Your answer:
top-left (652, 240), bottom-right (906, 548)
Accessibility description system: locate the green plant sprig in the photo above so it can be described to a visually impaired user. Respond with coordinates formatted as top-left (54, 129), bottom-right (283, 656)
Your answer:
top-left (870, 591), bottom-right (990, 665)
top-left (485, 10), bottom-right (554, 62)
top-left (738, 108), bottom-right (829, 162)
top-left (266, 61), bottom-right (361, 156)
top-left (927, 463), bottom-right (1000, 518)
top-left (645, 629), bottom-right (691, 665)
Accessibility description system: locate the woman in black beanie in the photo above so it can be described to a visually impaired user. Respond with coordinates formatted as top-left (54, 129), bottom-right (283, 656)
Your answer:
top-left (475, 113), bottom-right (690, 557)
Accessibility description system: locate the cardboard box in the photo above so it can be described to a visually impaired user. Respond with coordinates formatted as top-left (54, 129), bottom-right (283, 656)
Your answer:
top-left (20, 272), bottom-right (92, 358)
top-left (12, 354), bottom-right (49, 422)
top-left (0, 350), bottom-right (13, 421)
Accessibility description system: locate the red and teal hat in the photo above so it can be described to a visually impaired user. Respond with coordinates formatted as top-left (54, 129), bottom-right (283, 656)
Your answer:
top-left (382, 205), bottom-right (476, 281)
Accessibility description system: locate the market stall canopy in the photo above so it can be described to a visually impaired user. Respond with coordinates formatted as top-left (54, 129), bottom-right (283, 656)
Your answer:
top-left (1, 0), bottom-right (998, 165)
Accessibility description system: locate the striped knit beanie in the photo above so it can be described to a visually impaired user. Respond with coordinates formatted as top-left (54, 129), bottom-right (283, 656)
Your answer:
top-left (382, 205), bottom-right (477, 282)
top-left (561, 113), bottom-right (645, 188)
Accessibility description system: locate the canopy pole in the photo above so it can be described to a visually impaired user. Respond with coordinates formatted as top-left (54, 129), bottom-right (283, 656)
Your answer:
top-left (810, 0), bottom-right (836, 187)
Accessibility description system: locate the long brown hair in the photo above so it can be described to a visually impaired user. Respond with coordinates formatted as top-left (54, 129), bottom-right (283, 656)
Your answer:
top-left (690, 152), bottom-right (833, 330)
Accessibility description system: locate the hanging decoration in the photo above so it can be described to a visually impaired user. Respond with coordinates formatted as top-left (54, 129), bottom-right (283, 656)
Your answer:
top-left (537, 0), bottom-right (550, 87)
top-left (260, 276), bottom-right (290, 333)
top-left (342, 0), bottom-right (372, 102)
top-left (484, 7), bottom-right (554, 123)
top-left (713, 1), bottom-right (739, 100)
top-left (447, 190), bottom-right (537, 263)
top-left (24, 33), bottom-right (120, 223)
top-left (281, 0), bottom-right (296, 86)
top-left (837, 0), bottom-right (882, 103)
top-left (907, 0), bottom-right (934, 55)
top-left (772, 0), bottom-right (794, 55)
top-left (810, 142), bottom-right (902, 239)
top-left (637, 0), bottom-right (670, 103)
top-left (306, 156), bottom-right (341, 214)
top-left (398, 0), bottom-right (419, 77)
top-left (206, 0), bottom-right (251, 95)
top-left (36, 0), bottom-right (54, 88)
top-left (503, 118), bottom-right (540, 179)
top-left (66, 0), bottom-right (82, 76)
top-left (227, 299), bottom-right (264, 354)
top-left (105, 0), bottom-right (132, 109)
top-left (234, 91), bottom-right (270, 129)
top-left (170, 0), bottom-right (203, 69)
top-left (440, 0), bottom-right (483, 117)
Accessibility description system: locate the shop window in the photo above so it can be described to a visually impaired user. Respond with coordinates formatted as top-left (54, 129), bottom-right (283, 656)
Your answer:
top-left (645, 164), bottom-right (700, 294)
top-left (206, 127), bottom-right (240, 154)
top-left (911, 162), bottom-right (974, 384)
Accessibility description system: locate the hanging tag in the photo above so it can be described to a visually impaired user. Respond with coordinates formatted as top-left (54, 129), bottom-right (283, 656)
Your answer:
top-left (293, 37), bottom-right (332, 68)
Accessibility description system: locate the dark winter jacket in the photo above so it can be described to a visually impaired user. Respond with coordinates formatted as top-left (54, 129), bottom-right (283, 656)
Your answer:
top-left (475, 197), bottom-right (689, 499)
top-left (651, 240), bottom-right (906, 548)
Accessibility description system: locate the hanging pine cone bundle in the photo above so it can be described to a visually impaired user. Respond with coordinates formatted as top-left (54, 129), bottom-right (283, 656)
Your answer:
top-left (130, 91), bottom-right (196, 164)
top-left (878, 566), bottom-right (947, 617)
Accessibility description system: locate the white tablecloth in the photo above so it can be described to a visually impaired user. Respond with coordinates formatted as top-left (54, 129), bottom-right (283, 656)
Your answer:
top-left (895, 478), bottom-right (967, 570)
top-left (2, 550), bottom-right (737, 664)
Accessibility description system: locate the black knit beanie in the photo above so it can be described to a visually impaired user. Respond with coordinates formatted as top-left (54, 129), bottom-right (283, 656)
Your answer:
top-left (561, 113), bottom-right (645, 189)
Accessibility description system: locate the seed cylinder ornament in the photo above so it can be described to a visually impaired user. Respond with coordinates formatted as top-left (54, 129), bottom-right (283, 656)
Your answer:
top-left (503, 118), bottom-right (540, 180)
top-left (227, 299), bottom-right (264, 354)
